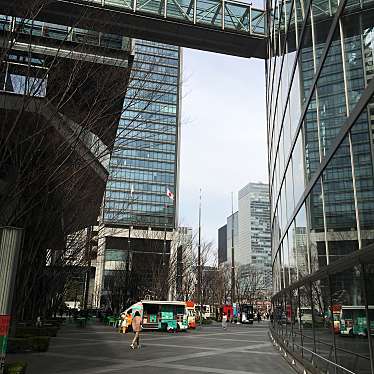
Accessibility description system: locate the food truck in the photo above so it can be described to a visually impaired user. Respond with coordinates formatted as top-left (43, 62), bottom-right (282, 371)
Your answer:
top-left (185, 301), bottom-right (196, 328)
top-left (122, 300), bottom-right (188, 332)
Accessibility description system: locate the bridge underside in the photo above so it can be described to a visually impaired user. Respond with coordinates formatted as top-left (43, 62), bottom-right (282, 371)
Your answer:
top-left (0, 0), bottom-right (267, 59)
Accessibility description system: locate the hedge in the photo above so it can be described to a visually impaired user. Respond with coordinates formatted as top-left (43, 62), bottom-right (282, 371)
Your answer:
top-left (4, 361), bottom-right (27, 374)
top-left (15, 327), bottom-right (58, 338)
top-left (7, 336), bottom-right (50, 353)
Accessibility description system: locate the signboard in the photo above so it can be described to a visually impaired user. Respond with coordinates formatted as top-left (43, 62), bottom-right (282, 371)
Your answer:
top-left (0, 316), bottom-right (10, 336)
top-left (0, 315), bottom-right (10, 374)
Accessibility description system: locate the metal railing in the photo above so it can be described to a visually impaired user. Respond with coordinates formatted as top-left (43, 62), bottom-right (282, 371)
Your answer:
top-left (271, 326), bottom-right (372, 374)
top-left (76, 0), bottom-right (266, 36)
top-left (0, 15), bottom-right (132, 52)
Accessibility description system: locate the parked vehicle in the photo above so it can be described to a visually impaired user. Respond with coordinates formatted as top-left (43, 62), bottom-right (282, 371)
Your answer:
top-left (326, 304), bottom-right (341, 333)
top-left (185, 301), bottom-right (196, 328)
top-left (121, 300), bottom-right (188, 332)
top-left (217, 304), bottom-right (234, 321)
top-left (195, 304), bottom-right (214, 320)
top-left (340, 305), bottom-right (374, 336)
top-left (240, 304), bottom-right (254, 324)
top-left (298, 307), bottom-right (324, 327)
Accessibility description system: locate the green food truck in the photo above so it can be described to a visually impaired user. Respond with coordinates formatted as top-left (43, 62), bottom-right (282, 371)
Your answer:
top-left (123, 300), bottom-right (188, 332)
top-left (340, 305), bottom-right (374, 336)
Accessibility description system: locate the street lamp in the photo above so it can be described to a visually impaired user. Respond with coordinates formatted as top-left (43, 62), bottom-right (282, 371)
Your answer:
top-left (198, 188), bottom-right (202, 326)
top-left (231, 192), bottom-right (235, 305)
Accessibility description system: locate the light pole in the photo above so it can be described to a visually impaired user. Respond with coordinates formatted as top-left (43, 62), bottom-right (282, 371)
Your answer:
top-left (83, 225), bottom-right (92, 311)
top-left (231, 192), bottom-right (235, 305)
top-left (198, 188), bottom-right (202, 326)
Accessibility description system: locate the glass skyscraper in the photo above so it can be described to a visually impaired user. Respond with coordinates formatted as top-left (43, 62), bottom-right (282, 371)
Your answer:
top-left (103, 40), bottom-right (181, 230)
top-left (268, 0), bottom-right (374, 372)
top-left (93, 41), bottom-right (181, 308)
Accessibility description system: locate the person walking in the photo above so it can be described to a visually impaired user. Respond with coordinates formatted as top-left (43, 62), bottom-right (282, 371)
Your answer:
top-left (130, 311), bottom-right (142, 349)
top-left (257, 311), bottom-right (261, 323)
top-left (119, 312), bottom-right (127, 333)
top-left (222, 313), bottom-right (227, 329)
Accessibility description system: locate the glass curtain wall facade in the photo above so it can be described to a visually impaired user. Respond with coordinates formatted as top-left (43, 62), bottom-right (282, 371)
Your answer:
top-left (103, 40), bottom-right (181, 229)
top-left (268, 0), bottom-right (374, 371)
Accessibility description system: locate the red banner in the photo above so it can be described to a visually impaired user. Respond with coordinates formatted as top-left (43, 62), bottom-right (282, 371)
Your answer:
top-left (0, 316), bottom-right (10, 337)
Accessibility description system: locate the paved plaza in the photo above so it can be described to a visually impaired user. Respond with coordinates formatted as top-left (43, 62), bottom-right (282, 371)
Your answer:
top-left (7, 321), bottom-right (293, 374)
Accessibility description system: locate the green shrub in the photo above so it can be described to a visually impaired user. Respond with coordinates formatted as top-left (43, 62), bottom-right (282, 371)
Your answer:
top-left (30, 336), bottom-right (50, 352)
top-left (7, 336), bottom-right (50, 353)
top-left (15, 327), bottom-right (58, 338)
top-left (4, 361), bottom-right (27, 374)
top-left (7, 338), bottom-right (32, 353)
top-left (44, 318), bottom-right (64, 326)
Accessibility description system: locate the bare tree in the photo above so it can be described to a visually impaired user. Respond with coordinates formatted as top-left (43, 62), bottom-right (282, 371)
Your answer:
top-left (0, 4), bottom-right (180, 320)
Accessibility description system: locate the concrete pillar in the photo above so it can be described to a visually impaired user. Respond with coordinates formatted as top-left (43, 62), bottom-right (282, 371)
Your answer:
top-left (93, 234), bottom-right (106, 308)
top-left (0, 227), bottom-right (23, 374)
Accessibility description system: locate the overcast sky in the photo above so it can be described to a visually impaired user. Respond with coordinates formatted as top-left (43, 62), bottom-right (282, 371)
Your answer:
top-left (179, 48), bottom-right (268, 246)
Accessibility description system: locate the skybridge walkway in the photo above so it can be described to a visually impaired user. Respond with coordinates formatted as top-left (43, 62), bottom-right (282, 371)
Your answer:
top-left (0, 0), bottom-right (267, 58)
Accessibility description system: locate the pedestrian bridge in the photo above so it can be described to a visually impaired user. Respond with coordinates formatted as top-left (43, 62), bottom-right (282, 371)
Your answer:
top-left (0, 0), bottom-right (267, 58)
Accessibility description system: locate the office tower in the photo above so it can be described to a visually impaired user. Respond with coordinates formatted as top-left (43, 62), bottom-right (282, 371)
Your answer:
top-left (268, 0), bottom-right (374, 372)
top-left (103, 40), bottom-right (181, 230)
top-left (237, 182), bottom-right (271, 289)
top-left (94, 40), bottom-right (182, 308)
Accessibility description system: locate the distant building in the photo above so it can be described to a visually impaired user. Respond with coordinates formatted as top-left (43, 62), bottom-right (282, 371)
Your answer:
top-left (238, 183), bottom-right (270, 265)
top-left (226, 211), bottom-right (239, 265)
top-left (218, 224), bottom-right (227, 264)
top-left (217, 183), bottom-right (271, 289)
top-left (92, 40), bottom-right (182, 308)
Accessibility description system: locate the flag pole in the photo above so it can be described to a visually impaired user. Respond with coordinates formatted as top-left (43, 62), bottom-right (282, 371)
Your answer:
top-left (163, 188), bottom-right (174, 267)
top-left (163, 203), bottom-right (167, 266)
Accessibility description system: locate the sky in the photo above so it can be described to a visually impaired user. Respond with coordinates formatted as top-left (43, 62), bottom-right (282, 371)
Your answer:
top-left (179, 48), bottom-right (268, 246)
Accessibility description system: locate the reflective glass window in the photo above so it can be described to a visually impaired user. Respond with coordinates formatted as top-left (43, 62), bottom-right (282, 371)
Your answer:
top-left (306, 177), bottom-right (326, 272)
top-left (286, 161), bottom-right (295, 221)
top-left (311, 278), bottom-right (334, 371)
top-left (322, 136), bottom-right (358, 262)
top-left (331, 265), bottom-right (370, 373)
top-left (299, 283), bottom-right (314, 362)
top-left (295, 203), bottom-right (309, 278)
top-left (303, 91), bottom-right (319, 182)
top-left (351, 102), bottom-right (374, 247)
top-left (292, 130), bottom-right (306, 204)
top-left (317, 28), bottom-right (347, 159)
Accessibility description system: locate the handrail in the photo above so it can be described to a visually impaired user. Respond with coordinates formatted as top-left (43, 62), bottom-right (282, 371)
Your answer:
top-left (271, 328), bottom-right (362, 374)
top-left (272, 326), bottom-right (371, 373)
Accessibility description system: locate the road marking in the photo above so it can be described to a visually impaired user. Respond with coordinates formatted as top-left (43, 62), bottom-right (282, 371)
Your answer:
top-left (150, 362), bottom-right (264, 374)
top-left (196, 336), bottom-right (265, 342)
top-left (49, 342), bottom-right (273, 374)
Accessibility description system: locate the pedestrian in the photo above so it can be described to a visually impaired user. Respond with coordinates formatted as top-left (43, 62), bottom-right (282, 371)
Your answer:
top-left (119, 313), bottom-right (126, 333)
top-left (126, 312), bottom-right (132, 332)
top-left (130, 311), bottom-right (142, 349)
top-left (36, 316), bottom-right (42, 328)
top-left (222, 313), bottom-right (227, 329)
top-left (257, 311), bottom-right (261, 323)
